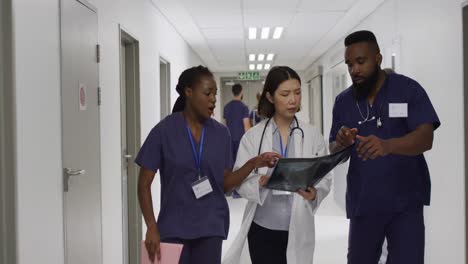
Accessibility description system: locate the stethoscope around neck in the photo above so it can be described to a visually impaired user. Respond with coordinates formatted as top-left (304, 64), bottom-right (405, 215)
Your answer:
top-left (355, 73), bottom-right (389, 128)
top-left (254, 116), bottom-right (304, 173)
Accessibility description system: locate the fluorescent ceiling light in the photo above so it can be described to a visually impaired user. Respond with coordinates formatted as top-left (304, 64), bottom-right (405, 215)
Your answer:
top-left (257, 64), bottom-right (263, 70)
top-left (267, 53), bottom-right (274, 61)
top-left (248, 27), bottom-right (257, 40)
top-left (258, 54), bottom-right (265, 61)
top-left (249, 54), bottom-right (256, 61)
top-left (249, 64), bottom-right (255, 70)
top-left (225, 81), bottom-right (235, 86)
top-left (261, 27), bottom-right (270, 39)
top-left (273, 27), bottom-right (284, 39)
top-left (264, 64), bottom-right (271, 70)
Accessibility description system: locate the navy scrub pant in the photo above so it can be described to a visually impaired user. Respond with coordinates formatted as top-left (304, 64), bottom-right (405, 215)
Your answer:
top-left (162, 237), bottom-right (222, 264)
top-left (348, 206), bottom-right (425, 264)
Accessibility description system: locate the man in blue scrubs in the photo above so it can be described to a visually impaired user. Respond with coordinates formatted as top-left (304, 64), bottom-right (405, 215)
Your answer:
top-left (224, 83), bottom-right (251, 158)
top-left (329, 31), bottom-right (440, 264)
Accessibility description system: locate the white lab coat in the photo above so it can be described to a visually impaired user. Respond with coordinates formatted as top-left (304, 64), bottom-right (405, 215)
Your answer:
top-left (222, 118), bottom-right (332, 264)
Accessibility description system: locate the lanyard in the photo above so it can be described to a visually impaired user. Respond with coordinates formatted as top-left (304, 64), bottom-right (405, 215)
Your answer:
top-left (278, 133), bottom-right (288, 158)
top-left (186, 125), bottom-right (205, 179)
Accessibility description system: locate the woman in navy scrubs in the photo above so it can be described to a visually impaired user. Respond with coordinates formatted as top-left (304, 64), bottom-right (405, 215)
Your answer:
top-left (136, 65), bottom-right (279, 264)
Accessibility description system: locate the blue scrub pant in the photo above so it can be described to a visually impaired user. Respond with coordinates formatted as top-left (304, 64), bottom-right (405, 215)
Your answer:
top-left (348, 206), bottom-right (425, 264)
top-left (162, 237), bottom-right (222, 264)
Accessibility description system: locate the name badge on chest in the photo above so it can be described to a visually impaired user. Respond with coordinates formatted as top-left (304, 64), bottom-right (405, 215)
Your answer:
top-left (389, 103), bottom-right (408, 118)
top-left (192, 176), bottom-right (213, 199)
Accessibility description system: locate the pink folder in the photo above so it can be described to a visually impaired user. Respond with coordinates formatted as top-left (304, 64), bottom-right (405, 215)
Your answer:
top-left (141, 240), bottom-right (183, 264)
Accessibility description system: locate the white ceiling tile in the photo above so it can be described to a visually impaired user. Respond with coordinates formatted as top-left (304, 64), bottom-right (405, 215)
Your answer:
top-left (243, 11), bottom-right (295, 28)
top-left (190, 12), bottom-right (243, 29)
top-left (201, 28), bottom-right (244, 40)
top-left (182, 0), bottom-right (241, 12)
top-left (301, 0), bottom-right (359, 12)
top-left (287, 12), bottom-right (344, 37)
top-left (243, 0), bottom-right (301, 12)
top-left (213, 51), bottom-right (245, 60)
top-left (209, 39), bottom-right (245, 63)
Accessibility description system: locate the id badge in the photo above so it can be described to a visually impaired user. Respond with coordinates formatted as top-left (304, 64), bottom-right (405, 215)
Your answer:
top-left (389, 103), bottom-right (408, 118)
top-left (191, 176), bottom-right (213, 199)
top-left (272, 190), bottom-right (292, 196)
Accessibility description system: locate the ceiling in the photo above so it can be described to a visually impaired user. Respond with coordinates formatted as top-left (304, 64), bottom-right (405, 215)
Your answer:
top-left (150, 0), bottom-right (385, 72)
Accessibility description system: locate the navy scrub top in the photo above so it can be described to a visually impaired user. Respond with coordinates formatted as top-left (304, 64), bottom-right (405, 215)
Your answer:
top-left (223, 100), bottom-right (249, 141)
top-left (135, 112), bottom-right (233, 240)
top-left (329, 74), bottom-right (440, 218)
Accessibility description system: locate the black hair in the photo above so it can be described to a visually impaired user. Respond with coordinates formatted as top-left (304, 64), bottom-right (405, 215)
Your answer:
top-left (172, 65), bottom-right (213, 113)
top-left (344, 30), bottom-right (380, 52)
top-left (258, 66), bottom-right (301, 118)
top-left (232, 83), bottom-right (242, 96)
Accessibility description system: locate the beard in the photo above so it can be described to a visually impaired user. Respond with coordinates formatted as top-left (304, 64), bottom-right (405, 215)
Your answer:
top-left (352, 65), bottom-right (381, 99)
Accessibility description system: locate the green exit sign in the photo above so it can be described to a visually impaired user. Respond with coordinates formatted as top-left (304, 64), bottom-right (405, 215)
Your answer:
top-left (239, 71), bottom-right (260, 81)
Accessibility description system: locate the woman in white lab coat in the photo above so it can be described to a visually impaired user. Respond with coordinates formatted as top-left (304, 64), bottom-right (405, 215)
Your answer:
top-left (222, 66), bottom-right (332, 264)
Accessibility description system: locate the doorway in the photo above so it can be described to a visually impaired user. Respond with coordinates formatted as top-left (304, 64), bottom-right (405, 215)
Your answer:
top-left (0, 0), bottom-right (17, 263)
top-left (462, 5), bottom-right (468, 262)
top-left (60, 0), bottom-right (102, 263)
top-left (120, 28), bottom-right (142, 264)
top-left (220, 78), bottom-right (264, 119)
top-left (308, 75), bottom-right (324, 134)
top-left (160, 58), bottom-right (171, 118)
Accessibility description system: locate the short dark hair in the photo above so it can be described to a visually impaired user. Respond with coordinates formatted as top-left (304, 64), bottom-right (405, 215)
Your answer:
top-left (258, 66), bottom-right (301, 118)
top-left (232, 83), bottom-right (242, 96)
top-left (172, 65), bottom-right (213, 113)
top-left (344, 30), bottom-right (380, 52)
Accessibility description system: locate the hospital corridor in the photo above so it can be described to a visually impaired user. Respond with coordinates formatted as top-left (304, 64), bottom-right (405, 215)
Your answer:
top-left (0, 0), bottom-right (467, 264)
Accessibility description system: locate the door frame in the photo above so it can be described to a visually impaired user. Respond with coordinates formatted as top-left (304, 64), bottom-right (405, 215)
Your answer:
top-left (0, 0), bottom-right (17, 263)
top-left (463, 4), bottom-right (468, 264)
top-left (159, 56), bottom-right (171, 119)
top-left (307, 74), bottom-right (324, 134)
top-left (119, 26), bottom-right (142, 264)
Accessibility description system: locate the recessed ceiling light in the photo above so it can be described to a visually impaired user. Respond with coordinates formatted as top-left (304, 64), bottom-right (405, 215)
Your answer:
top-left (258, 54), bottom-right (265, 61)
top-left (249, 54), bottom-right (256, 61)
top-left (249, 27), bottom-right (257, 40)
top-left (273, 27), bottom-right (284, 39)
top-left (257, 64), bottom-right (263, 70)
top-left (249, 64), bottom-right (255, 70)
top-left (267, 53), bottom-right (274, 61)
top-left (261, 27), bottom-right (270, 39)
top-left (264, 64), bottom-right (271, 70)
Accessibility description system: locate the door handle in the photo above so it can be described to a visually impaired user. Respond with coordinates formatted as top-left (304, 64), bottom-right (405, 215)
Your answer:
top-left (63, 168), bottom-right (85, 192)
top-left (123, 154), bottom-right (132, 159)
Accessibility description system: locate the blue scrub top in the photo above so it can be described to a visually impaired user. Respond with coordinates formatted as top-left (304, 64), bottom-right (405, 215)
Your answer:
top-left (223, 100), bottom-right (249, 141)
top-left (329, 74), bottom-right (440, 218)
top-left (135, 113), bottom-right (233, 240)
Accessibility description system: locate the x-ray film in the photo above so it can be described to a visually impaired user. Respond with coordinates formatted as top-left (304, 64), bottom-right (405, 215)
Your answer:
top-left (264, 146), bottom-right (352, 192)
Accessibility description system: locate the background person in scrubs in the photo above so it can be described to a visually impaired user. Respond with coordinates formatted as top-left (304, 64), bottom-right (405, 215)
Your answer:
top-left (136, 66), bottom-right (279, 264)
top-left (330, 31), bottom-right (440, 264)
top-left (224, 83), bottom-right (251, 158)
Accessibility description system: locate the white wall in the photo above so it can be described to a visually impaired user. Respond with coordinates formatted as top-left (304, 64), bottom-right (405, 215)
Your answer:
top-left (12, 0), bottom-right (204, 263)
top-left (304, 0), bottom-right (465, 262)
